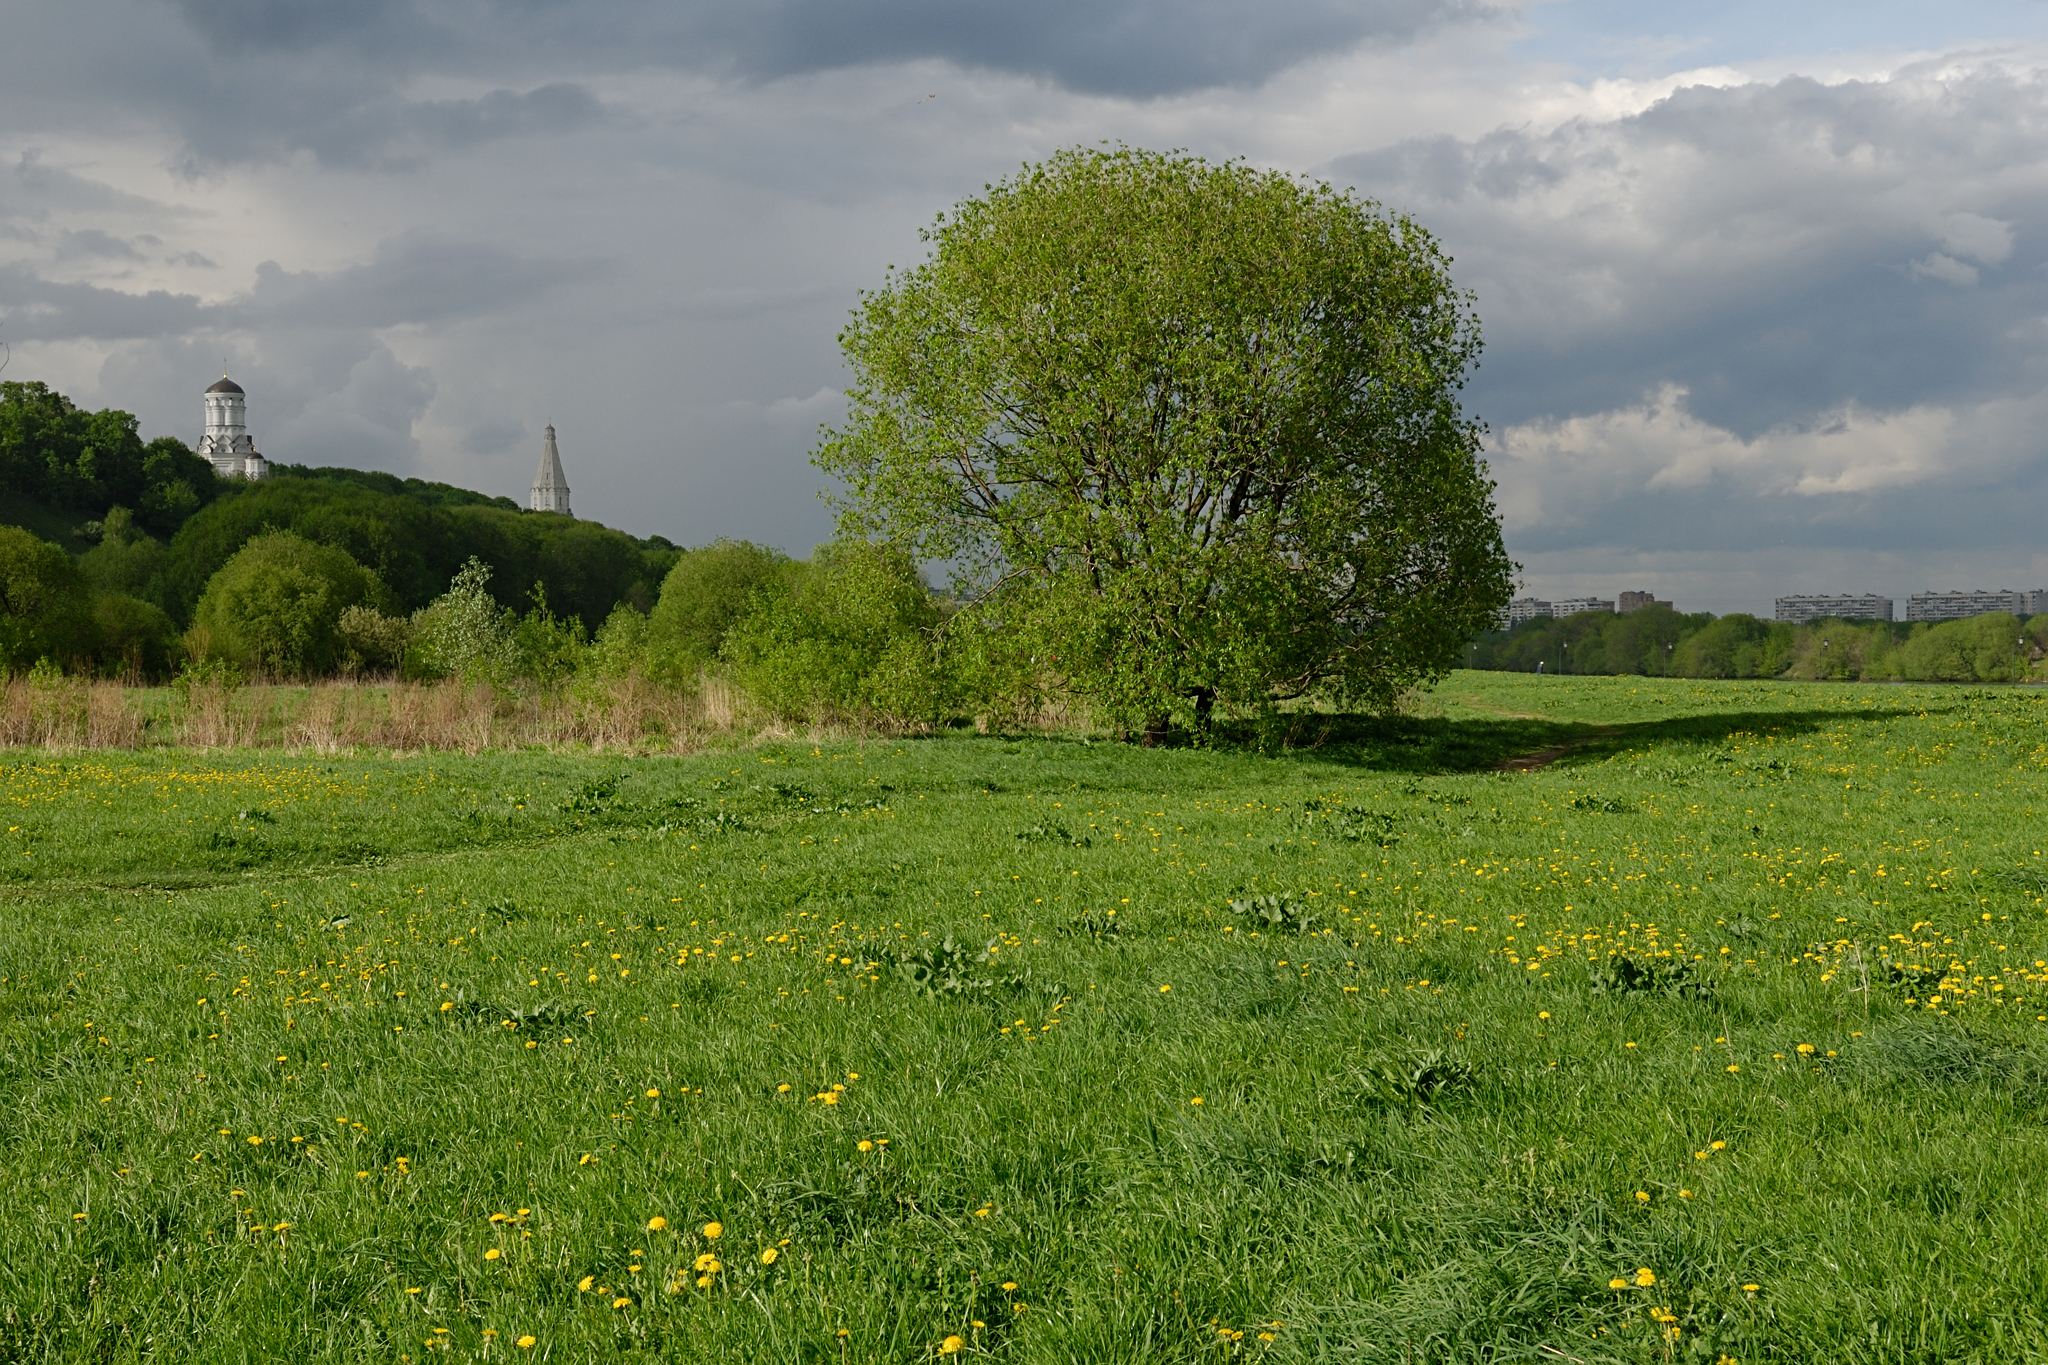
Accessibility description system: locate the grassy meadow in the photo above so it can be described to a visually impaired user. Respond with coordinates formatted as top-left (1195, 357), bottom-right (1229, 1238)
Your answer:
top-left (3, 672), bottom-right (2047, 1362)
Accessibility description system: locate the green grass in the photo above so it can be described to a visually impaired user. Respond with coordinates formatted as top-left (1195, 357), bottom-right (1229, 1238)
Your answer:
top-left (4, 671), bottom-right (2048, 1363)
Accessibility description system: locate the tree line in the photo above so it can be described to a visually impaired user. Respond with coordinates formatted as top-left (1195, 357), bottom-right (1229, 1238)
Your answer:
top-left (1472, 605), bottom-right (2047, 683)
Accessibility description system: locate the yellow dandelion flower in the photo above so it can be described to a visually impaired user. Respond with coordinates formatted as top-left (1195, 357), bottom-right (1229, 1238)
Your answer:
top-left (821, 1092), bottom-right (838, 1105)
top-left (612, 1296), bottom-right (632, 1309)
top-left (1609, 1278), bottom-right (1630, 1290)
top-left (647, 1216), bottom-right (668, 1232)
top-left (703, 1221), bottom-right (723, 1239)
top-left (646, 1088), bottom-right (660, 1098)
top-left (1635, 1268), bottom-right (1656, 1287)
top-left (1742, 1283), bottom-right (1760, 1293)
top-left (1001, 1282), bottom-right (1017, 1292)
top-left (1796, 1043), bottom-right (1815, 1055)
top-left (516, 1336), bottom-right (537, 1349)
top-left (1159, 984), bottom-right (1171, 993)
top-left (1189, 1097), bottom-right (1204, 1106)
top-left (939, 1336), bottom-right (966, 1355)
top-left (857, 1141), bottom-right (873, 1152)
top-left (577, 1276), bottom-right (595, 1292)
top-left (1635, 1191), bottom-right (1650, 1202)
top-left (761, 1248), bottom-right (779, 1265)
top-left (484, 1248), bottom-right (502, 1260)
top-left (1710, 1141), bottom-right (1726, 1151)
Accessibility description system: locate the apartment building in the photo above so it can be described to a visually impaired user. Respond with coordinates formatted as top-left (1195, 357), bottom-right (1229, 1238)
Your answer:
top-left (1775, 594), bottom-right (1893, 624)
top-left (1905, 589), bottom-right (2048, 623)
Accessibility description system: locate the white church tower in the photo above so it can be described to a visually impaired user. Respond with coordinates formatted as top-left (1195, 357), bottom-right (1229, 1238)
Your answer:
top-left (198, 375), bottom-right (268, 480)
top-left (530, 424), bottom-right (571, 514)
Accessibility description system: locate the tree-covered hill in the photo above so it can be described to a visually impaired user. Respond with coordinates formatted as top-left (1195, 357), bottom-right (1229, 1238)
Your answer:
top-left (155, 475), bottom-right (676, 631)
top-left (0, 381), bottom-right (677, 634)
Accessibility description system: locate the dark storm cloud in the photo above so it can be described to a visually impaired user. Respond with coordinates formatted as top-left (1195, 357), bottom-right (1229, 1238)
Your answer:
top-left (170, 0), bottom-right (1492, 97)
top-left (9, 153), bottom-right (189, 219)
top-left (0, 233), bottom-right (595, 341)
top-left (278, 84), bottom-right (616, 169)
top-left (0, 267), bottom-right (207, 341)
top-left (232, 232), bottom-right (609, 329)
top-left (1339, 69), bottom-right (2048, 436)
top-left (1329, 61), bottom-right (2048, 559)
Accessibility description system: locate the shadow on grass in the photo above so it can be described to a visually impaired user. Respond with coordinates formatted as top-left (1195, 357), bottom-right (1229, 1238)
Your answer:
top-left (1200, 706), bottom-right (1928, 775)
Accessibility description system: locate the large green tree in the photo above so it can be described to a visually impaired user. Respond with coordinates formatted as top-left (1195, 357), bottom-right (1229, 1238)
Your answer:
top-left (818, 146), bottom-right (1514, 731)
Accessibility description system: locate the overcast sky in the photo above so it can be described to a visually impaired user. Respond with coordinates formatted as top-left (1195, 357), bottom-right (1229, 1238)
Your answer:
top-left (7, 0), bottom-right (2048, 613)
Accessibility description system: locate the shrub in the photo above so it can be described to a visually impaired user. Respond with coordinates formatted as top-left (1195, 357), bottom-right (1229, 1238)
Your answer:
top-left (77, 506), bottom-right (169, 604)
top-left (0, 524), bottom-right (97, 672)
top-left (645, 540), bottom-right (792, 684)
top-left (1888, 612), bottom-right (2026, 683)
top-left (721, 542), bottom-right (947, 724)
top-left (336, 604), bottom-right (415, 675)
top-left (408, 557), bottom-right (520, 684)
top-left (583, 604), bottom-right (648, 682)
top-left (1670, 613), bottom-right (1793, 679)
top-left (91, 593), bottom-right (182, 680)
top-left (513, 587), bottom-right (587, 686)
top-left (189, 531), bottom-right (388, 678)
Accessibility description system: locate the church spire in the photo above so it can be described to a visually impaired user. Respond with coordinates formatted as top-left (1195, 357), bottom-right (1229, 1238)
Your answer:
top-left (530, 424), bottom-right (571, 515)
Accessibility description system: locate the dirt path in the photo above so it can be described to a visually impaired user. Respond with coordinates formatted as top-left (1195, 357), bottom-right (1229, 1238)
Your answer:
top-left (1493, 726), bottom-right (1619, 773)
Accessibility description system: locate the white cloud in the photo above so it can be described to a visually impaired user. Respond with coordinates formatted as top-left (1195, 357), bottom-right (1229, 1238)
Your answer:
top-left (1494, 383), bottom-right (1967, 519)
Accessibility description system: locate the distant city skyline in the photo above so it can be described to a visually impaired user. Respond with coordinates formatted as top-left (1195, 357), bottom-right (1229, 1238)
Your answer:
top-left (1508, 583), bottom-right (2048, 625)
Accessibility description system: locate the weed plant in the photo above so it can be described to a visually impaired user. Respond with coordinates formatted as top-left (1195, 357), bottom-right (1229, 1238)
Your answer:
top-left (2, 673), bottom-right (2047, 1361)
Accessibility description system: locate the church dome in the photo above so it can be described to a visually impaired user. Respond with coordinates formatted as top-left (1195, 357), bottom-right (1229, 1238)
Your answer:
top-left (206, 376), bottom-right (245, 394)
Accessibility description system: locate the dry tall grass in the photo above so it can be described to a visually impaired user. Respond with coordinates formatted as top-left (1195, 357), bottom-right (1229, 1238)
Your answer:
top-left (0, 674), bottom-right (774, 754)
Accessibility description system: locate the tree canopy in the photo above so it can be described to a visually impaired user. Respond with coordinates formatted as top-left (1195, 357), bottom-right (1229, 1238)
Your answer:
top-left (818, 145), bottom-right (1514, 730)
top-left (190, 532), bottom-right (389, 679)
top-left (0, 381), bottom-right (220, 537)
top-left (155, 475), bottom-right (676, 631)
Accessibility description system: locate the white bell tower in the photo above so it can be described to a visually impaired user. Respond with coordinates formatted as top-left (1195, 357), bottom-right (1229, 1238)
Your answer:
top-left (530, 424), bottom-right (571, 514)
top-left (198, 375), bottom-right (268, 480)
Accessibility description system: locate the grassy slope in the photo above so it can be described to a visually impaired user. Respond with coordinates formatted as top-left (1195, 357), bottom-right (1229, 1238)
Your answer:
top-left (2, 672), bottom-right (2046, 1363)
